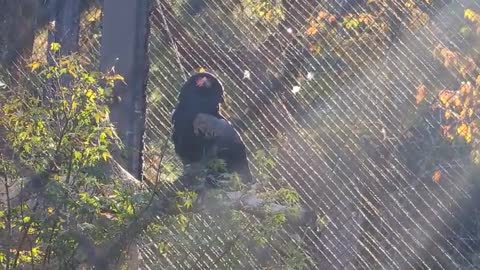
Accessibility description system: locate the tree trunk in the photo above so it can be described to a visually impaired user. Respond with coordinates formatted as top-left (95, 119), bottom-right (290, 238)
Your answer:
top-left (0, 0), bottom-right (37, 67)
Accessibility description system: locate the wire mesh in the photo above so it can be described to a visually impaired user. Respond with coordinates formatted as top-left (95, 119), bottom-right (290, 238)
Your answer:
top-left (1, 0), bottom-right (480, 269)
top-left (143, 0), bottom-right (480, 269)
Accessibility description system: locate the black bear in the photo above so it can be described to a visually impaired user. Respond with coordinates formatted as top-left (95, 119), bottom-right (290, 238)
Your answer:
top-left (171, 72), bottom-right (254, 186)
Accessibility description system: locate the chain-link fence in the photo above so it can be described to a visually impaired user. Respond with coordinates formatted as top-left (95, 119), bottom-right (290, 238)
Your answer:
top-left (1, 0), bottom-right (480, 269)
top-left (142, 0), bottom-right (480, 269)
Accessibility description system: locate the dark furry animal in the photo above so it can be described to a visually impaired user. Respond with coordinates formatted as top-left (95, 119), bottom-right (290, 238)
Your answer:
top-left (171, 72), bottom-right (254, 185)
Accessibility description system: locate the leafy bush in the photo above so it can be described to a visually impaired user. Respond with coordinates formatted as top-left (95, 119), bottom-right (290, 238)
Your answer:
top-left (0, 43), bottom-right (152, 269)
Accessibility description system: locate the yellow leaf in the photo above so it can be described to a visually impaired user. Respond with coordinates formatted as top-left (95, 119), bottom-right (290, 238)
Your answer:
top-left (457, 123), bottom-right (472, 143)
top-left (94, 112), bottom-right (101, 124)
top-left (309, 43), bottom-right (321, 55)
top-left (50, 42), bottom-right (61, 53)
top-left (405, 1), bottom-right (415, 8)
top-left (305, 25), bottom-right (318, 36)
top-left (465, 9), bottom-right (478, 22)
top-left (415, 84), bottom-right (427, 104)
top-left (106, 74), bottom-right (125, 83)
top-left (460, 108), bottom-right (468, 120)
top-left (316, 10), bottom-right (329, 21)
top-left (27, 61), bottom-right (41, 72)
top-left (71, 101), bottom-right (78, 111)
top-left (197, 67), bottom-right (206, 73)
top-left (102, 152), bottom-right (110, 161)
top-left (454, 96), bottom-right (462, 107)
top-left (444, 110), bottom-right (452, 120)
top-left (438, 90), bottom-right (456, 106)
top-left (432, 170), bottom-right (442, 183)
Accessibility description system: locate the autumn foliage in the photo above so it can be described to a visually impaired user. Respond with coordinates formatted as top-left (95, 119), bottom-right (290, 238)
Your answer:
top-left (414, 8), bottom-right (480, 165)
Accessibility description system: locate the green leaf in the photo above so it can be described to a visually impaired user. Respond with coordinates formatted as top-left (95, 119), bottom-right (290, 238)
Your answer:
top-left (184, 199), bottom-right (193, 209)
top-left (73, 151), bottom-right (82, 160)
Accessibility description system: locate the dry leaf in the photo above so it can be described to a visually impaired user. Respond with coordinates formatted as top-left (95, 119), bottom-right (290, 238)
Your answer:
top-left (444, 110), bottom-right (452, 120)
top-left (438, 90), bottom-right (456, 106)
top-left (305, 25), bottom-right (318, 36)
top-left (440, 124), bottom-right (451, 137)
top-left (327, 15), bottom-right (336, 24)
top-left (432, 170), bottom-right (442, 183)
top-left (415, 84), bottom-right (427, 104)
top-left (459, 82), bottom-right (472, 96)
top-left (316, 10), bottom-right (329, 21)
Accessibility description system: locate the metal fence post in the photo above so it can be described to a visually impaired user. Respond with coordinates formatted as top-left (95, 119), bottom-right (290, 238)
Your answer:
top-left (100, 0), bottom-right (150, 180)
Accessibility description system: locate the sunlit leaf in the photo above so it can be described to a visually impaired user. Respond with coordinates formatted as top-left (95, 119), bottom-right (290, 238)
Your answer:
top-left (405, 1), bottom-right (415, 8)
top-left (27, 61), bottom-right (41, 72)
top-left (440, 125), bottom-right (452, 139)
top-left (344, 18), bottom-right (360, 29)
top-left (184, 199), bottom-right (193, 209)
top-left (317, 10), bottom-right (329, 21)
top-left (50, 42), bottom-right (61, 52)
top-left (22, 216), bottom-right (31, 223)
top-left (465, 9), bottom-right (479, 22)
top-left (457, 123), bottom-right (472, 143)
top-left (432, 170), bottom-right (442, 183)
top-left (438, 90), bottom-right (456, 106)
top-left (305, 25), bottom-right (318, 36)
top-left (415, 84), bottom-right (427, 104)
top-left (102, 152), bottom-right (110, 161)
top-left (358, 13), bottom-right (374, 25)
top-left (105, 74), bottom-right (125, 84)
top-left (459, 82), bottom-right (473, 96)
top-left (327, 15), bottom-right (336, 24)
top-left (309, 43), bottom-right (321, 55)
